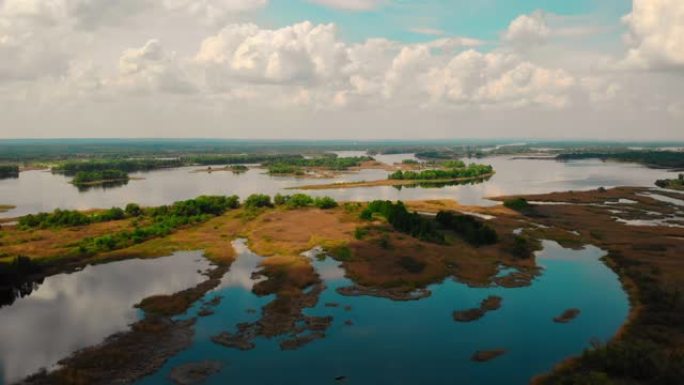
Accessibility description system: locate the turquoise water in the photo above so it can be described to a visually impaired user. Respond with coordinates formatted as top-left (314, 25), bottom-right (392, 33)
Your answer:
top-left (136, 240), bottom-right (629, 385)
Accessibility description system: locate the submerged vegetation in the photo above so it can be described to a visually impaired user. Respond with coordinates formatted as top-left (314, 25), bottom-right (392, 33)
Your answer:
top-left (388, 163), bottom-right (493, 181)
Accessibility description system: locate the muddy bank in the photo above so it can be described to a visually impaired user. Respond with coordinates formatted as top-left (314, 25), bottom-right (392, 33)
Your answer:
top-left (553, 308), bottom-right (581, 323)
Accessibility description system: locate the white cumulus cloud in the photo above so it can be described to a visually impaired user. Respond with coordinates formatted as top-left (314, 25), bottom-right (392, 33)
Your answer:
top-left (622, 0), bottom-right (684, 70)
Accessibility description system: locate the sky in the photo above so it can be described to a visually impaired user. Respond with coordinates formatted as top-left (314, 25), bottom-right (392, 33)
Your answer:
top-left (0, 0), bottom-right (682, 140)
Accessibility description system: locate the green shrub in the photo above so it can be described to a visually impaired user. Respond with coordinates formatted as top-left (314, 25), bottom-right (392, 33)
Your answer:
top-left (313, 196), bottom-right (338, 209)
top-left (245, 194), bottom-right (272, 208)
top-left (503, 198), bottom-right (530, 210)
top-left (125, 203), bottom-right (142, 217)
top-left (285, 194), bottom-right (314, 208)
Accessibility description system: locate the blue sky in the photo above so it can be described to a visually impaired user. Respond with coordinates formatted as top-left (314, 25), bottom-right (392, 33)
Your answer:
top-left (260, 0), bottom-right (631, 43)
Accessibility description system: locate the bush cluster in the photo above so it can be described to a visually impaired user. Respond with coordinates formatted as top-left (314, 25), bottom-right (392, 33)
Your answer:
top-left (273, 193), bottom-right (338, 209)
top-left (503, 198), bottom-right (530, 210)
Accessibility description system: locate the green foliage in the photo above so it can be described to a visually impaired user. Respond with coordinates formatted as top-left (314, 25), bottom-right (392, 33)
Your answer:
top-left (19, 209), bottom-right (91, 229)
top-left (362, 200), bottom-right (444, 243)
top-left (245, 194), bottom-right (273, 209)
top-left (558, 151), bottom-right (684, 169)
top-left (267, 164), bottom-right (305, 175)
top-left (98, 207), bottom-right (125, 221)
top-left (188, 154), bottom-right (303, 166)
top-left (19, 195), bottom-right (239, 230)
top-left (229, 164), bottom-right (248, 173)
top-left (327, 245), bottom-right (352, 261)
top-left (503, 198), bottom-right (530, 210)
top-left (272, 194), bottom-right (337, 209)
top-left (72, 170), bottom-right (129, 185)
top-left (286, 194), bottom-right (314, 208)
top-left (354, 227), bottom-right (368, 240)
top-left (78, 195), bottom-right (240, 254)
top-left (402, 159), bottom-right (419, 165)
top-left (435, 211), bottom-right (498, 246)
top-left (265, 156), bottom-right (373, 171)
top-left (314, 196), bottom-right (338, 209)
top-left (0, 165), bottom-right (19, 179)
top-left (511, 235), bottom-right (535, 259)
top-left (55, 158), bottom-right (182, 175)
top-left (274, 193), bottom-right (288, 206)
top-left (125, 203), bottom-right (142, 217)
top-left (389, 163), bottom-right (493, 181)
top-left (439, 160), bottom-right (465, 168)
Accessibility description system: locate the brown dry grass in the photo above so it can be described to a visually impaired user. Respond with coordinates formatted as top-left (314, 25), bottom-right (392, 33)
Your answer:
top-left (0, 219), bottom-right (134, 261)
top-left (243, 207), bottom-right (357, 256)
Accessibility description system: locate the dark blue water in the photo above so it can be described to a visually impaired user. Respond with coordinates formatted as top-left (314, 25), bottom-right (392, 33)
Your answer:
top-left (137, 240), bottom-right (629, 385)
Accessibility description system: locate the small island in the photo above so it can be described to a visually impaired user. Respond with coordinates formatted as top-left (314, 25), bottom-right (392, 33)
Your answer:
top-left (655, 174), bottom-right (684, 190)
top-left (290, 162), bottom-right (494, 190)
top-left (267, 156), bottom-right (373, 177)
top-left (71, 170), bottom-right (130, 186)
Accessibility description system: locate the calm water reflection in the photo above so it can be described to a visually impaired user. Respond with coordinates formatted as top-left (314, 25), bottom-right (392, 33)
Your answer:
top-left (0, 157), bottom-right (676, 218)
top-left (137, 240), bottom-right (629, 385)
top-left (0, 252), bottom-right (211, 384)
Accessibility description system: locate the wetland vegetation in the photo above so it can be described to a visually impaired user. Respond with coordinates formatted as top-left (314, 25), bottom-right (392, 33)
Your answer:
top-left (0, 140), bottom-right (683, 385)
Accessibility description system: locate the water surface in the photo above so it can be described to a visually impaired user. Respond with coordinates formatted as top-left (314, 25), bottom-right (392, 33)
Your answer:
top-left (0, 252), bottom-right (211, 384)
top-left (136, 240), bottom-right (629, 385)
top-left (0, 157), bottom-right (675, 217)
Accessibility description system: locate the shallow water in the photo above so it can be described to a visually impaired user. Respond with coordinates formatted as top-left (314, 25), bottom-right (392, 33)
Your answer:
top-left (136, 240), bottom-right (629, 385)
top-left (0, 157), bottom-right (676, 218)
top-left (0, 252), bottom-right (211, 384)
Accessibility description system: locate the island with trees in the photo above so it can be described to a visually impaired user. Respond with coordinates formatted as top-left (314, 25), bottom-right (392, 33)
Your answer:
top-left (71, 170), bottom-right (130, 187)
top-left (655, 174), bottom-right (684, 190)
top-left (290, 162), bottom-right (494, 190)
